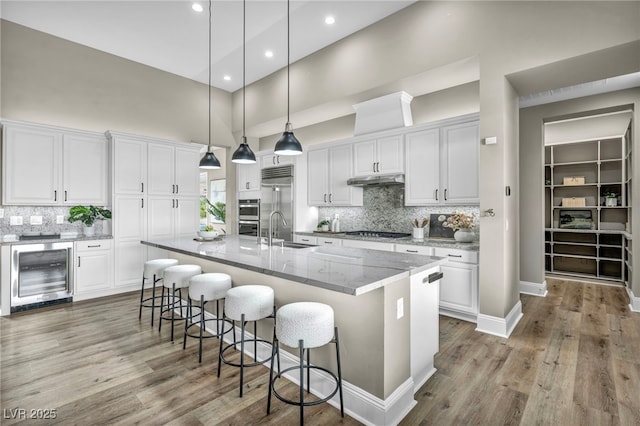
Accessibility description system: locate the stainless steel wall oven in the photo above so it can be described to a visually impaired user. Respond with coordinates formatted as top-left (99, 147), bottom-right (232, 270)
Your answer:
top-left (11, 241), bottom-right (74, 312)
top-left (238, 199), bottom-right (260, 237)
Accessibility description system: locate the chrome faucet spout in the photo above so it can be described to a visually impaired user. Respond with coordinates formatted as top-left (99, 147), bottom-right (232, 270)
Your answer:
top-left (268, 210), bottom-right (287, 246)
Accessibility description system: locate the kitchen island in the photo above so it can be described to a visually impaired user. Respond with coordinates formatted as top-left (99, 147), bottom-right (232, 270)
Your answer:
top-left (142, 236), bottom-right (446, 425)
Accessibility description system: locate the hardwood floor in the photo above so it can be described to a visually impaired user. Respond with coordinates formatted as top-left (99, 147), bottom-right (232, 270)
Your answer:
top-left (1, 278), bottom-right (639, 425)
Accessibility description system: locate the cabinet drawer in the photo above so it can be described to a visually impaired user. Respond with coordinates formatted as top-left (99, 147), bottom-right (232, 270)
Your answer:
top-left (294, 235), bottom-right (318, 245)
top-left (316, 237), bottom-right (342, 246)
top-left (76, 239), bottom-right (113, 252)
top-left (434, 247), bottom-right (478, 264)
top-left (395, 244), bottom-right (433, 256)
top-left (343, 239), bottom-right (394, 251)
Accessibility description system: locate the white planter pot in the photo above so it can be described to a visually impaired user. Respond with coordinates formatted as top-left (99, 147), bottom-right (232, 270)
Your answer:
top-left (83, 225), bottom-right (96, 237)
top-left (605, 197), bottom-right (617, 207)
top-left (454, 228), bottom-right (474, 243)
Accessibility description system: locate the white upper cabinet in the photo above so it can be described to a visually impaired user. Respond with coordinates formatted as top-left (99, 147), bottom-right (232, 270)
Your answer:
top-left (405, 128), bottom-right (440, 205)
top-left (442, 121), bottom-right (480, 204)
top-left (261, 153), bottom-right (294, 168)
top-left (237, 161), bottom-right (261, 192)
top-left (405, 117), bottom-right (479, 206)
top-left (2, 121), bottom-right (108, 205)
top-left (353, 135), bottom-right (404, 176)
top-left (113, 136), bottom-right (147, 195)
top-left (147, 144), bottom-right (200, 197)
top-left (307, 144), bottom-right (362, 206)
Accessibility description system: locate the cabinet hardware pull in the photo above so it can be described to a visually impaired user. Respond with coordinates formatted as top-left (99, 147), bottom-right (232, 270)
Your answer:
top-left (372, 162), bottom-right (376, 173)
top-left (64, 190), bottom-right (67, 202)
top-left (246, 182), bottom-right (249, 190)
top-left (175, 199), bottom-right (179, 208)
top-left (172, 199), bottom-right (175, 208)
top-left (172, 184), bottom-right (175, 194)
top-left (324, 194), bottom-right (327, 203)
top-left (435, 189), bottom-right (438, 201)
top-left (87, 245), bottom-right (101, 248)
top-left (78, 256), bottom-right (81, 267)
top-left (141, 198), bottom-right (144, 208)
top-left (277, 156), bottom-right (280, 164)
top-left (141, 182), bottom-right (144, 193)
top-left (447, 254), bottom-right (462, 258)
top-left (329, 193), bottom-right (332, 203)
top-left (444, 188), bottom-right (448, 200)
top-left (376, 162), bottom-right (380, 173)
top-left (424, 271), bottom-right (443, 283)
top-left (175, 184), bottom-right (178, 194)
top-left (324, 241), bottom-right (333, 244)
top-left (407, 250), bottom-right (418, 253)
top-left (54, 190), bottom-right (57, 201)
top-left (302, 239), bottom-right (309, 242)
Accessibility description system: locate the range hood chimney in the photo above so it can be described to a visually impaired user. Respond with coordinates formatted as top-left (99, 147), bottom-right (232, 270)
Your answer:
top-left (353, 91), bottom-right (413, 135)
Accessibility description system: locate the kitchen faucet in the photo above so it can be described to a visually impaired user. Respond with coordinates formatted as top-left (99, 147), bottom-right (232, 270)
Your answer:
top-left (268, 210), bottom-right (287, 246)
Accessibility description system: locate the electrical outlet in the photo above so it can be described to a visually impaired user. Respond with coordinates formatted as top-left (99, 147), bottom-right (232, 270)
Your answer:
top-left (30, 215), bottom-right (43, 225)
top-left (56, 215), bottom-right (65, 224)
top-left (396, 297), bottom-right (404, 319)
top-left (0, 208), bottom-right (4, 219)
top-left (10, 216), bottom-right (23, 226)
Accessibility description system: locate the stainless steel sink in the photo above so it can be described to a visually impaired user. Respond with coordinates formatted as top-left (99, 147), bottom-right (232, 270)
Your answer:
top-left (281, 241), bottom-right (317, 249)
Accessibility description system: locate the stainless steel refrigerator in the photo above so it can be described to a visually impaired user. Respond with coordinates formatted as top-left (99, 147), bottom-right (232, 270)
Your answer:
top-left (260, 164), bottom-right (294, 242)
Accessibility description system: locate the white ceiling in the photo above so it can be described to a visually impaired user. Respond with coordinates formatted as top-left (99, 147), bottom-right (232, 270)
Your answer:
top-left (544, 110), bottom-right (633, 146)
top-left (0, 0), bottom-right (417, 92)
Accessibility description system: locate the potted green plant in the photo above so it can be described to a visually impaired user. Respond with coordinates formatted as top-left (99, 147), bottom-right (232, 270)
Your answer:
top-left (603, 191), bottom-right (618, 207)
top-left (68, 205), bottom-right (112, 237)
top-left (318, 219), bottom-right (331, 232)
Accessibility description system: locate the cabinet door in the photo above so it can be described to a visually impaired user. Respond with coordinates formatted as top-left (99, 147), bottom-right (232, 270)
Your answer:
top-left (238, 161), bottom-right (261, 192)
top-left (376, 135), bottom-right (404, 174)
top-left (316, 237), bottom-right (342, 246)
top-left (342, 239), bottom-right (394, 251)
top-left (175, 197), bottom-right (200, 237)
top-left (443, 122), bottom-right (479, 204)
top-left (261, 154), bottom-right (294, 168)
top-left (113, 195), bottom-right (146, 241)
top-left (147, 197), bottom-right (175, 240)
top-left (114, 240), bottom-right (146, 288)
top-left (63, 133), bottom-right (108, 205)
top-left (439, 262), bottom-right (478, 315)
top-left (405, 129), bottom-right (440, 205)
top-left (113, 138), bottom-right (147, 195)
top-left (353, 140), bottom-right (377, 176)
top-left (147, 144), bottom-right (175, 195)
top-left (328, 145), bottom-right (361, 206)
top-left (307, 149), bottom-right (329, 205)
top-left (174, 148), bottom-right (201, 197)
top-left (75, 245), bottom-right (112, 293)
top-left (3, 125), bottom-right (61, 205)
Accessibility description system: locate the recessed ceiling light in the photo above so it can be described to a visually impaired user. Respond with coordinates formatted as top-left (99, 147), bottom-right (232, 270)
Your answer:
top-left (325, 16), bottom-right (335, 25)
top-left (265, 50), bottom-right (274, 58)
top-left (223, 75), bottom-right (231, 81)
top-left (192, 3), bottom-right (203, 13)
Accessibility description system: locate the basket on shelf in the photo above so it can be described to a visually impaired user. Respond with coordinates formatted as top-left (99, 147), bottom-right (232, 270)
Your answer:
top-left (562, 197), bottom-right (586, 207)
top-left (563, 176), bottom-right (585, 185)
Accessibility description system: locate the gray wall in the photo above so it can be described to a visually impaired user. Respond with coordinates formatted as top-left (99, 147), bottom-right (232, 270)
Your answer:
top-left (519, 88), bottom-right (640, 296)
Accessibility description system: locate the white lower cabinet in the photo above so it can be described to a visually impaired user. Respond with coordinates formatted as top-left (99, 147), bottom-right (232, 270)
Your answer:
top-left (395, 244), bottom-right (434, 256)
top-left (434, 247), bottom-right (479, 322)
top-left (410, 266), bottom-right (440, 391)
top-left (342, 239), bottom-right (395, 251)
top-left (74, 240), bottom-right (113, 298)
top-left (294, 235), bottom-right (318, 245)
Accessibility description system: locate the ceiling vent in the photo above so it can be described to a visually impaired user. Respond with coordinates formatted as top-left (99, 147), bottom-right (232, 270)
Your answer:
top-left (352, 91), bottom-right (413, 135)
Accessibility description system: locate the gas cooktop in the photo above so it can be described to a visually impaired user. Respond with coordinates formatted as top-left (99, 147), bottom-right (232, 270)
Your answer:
top-left (345, 231), bottom-right (411, 238)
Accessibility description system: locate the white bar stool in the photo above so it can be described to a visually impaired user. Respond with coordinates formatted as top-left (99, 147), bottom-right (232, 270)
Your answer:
top-left (218, 285), bottom-right (278, 397)
top-left (159, 264), bottom-right (201, 342)
top-left (183, 273), bottom-right (233, 363)
top-left (267, 302), bottom-right (344, 424)
top-left (139, 259), bottom-right (179, 326)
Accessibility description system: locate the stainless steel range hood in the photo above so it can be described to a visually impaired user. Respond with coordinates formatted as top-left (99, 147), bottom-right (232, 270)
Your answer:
top-left (347, 174), bottom-right (405, 186)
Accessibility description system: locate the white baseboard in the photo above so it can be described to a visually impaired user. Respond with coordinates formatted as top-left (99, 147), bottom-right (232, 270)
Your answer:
top-left (439, 307), bottom-right (477, 323)
top-left (187, 306), bottom-right (416, 425)
top-left (519, 280), bottom-right (547, 297)
top-left (73, 284), bottom-right (139, 302)
top-left (475, 300), bottom-right (523, 338)
top-left (626, 287), bottom-right (640, 312)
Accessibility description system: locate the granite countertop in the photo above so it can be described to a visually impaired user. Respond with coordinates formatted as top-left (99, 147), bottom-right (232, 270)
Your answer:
top-left (296, 231), bottom-right (480, 251)
top-left (0, 234), bottom-right (113, 246)
top-left (142, 236), bottom-right (447, 296)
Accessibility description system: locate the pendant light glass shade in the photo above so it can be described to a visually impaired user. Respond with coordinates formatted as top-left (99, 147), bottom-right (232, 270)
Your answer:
top-left (232, 0), bottom-right (257, 164)
top-left (275, 0), bottom-right (302, 156)
top-left (232, 137), bottom-right (256, 164)
top-left (199, 0), bottom-right (221, 170)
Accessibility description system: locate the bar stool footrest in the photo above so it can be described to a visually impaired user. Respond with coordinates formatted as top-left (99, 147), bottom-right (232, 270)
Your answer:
top-left (185, 318), bottom-right (234, 340)
top-left (271, 365), bottom-right (340, 407)
top-left (220, 338), bottom-right (275, 368)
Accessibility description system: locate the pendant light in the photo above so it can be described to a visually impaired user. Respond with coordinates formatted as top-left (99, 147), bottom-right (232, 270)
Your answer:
top-left (273, 0), bottom-right (303, 156)
top-left (199, 0), bottom-right (222, 169)
top-left (231, 0), bottom-right (257, 164)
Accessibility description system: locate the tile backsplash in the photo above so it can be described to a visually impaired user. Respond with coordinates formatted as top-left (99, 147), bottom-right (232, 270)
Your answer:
top-left (0, 206), bottom-right (109, 236)
top-left (317, 186), bottom-right (480, 235)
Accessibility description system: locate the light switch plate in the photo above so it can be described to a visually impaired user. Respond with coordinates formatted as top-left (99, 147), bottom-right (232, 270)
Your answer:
top-left (10, 216), bottom-right (23, 226)
top-left (484, 136), bottom-right (498, 145)
top-left (30, 215), bottom-right (43, 225)
top-left (396, 297), bottom-right (404, 319)
top-left (56, 215), bottom-right (65, 224)
top-left (0, 208), bottom-right (4, 219)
